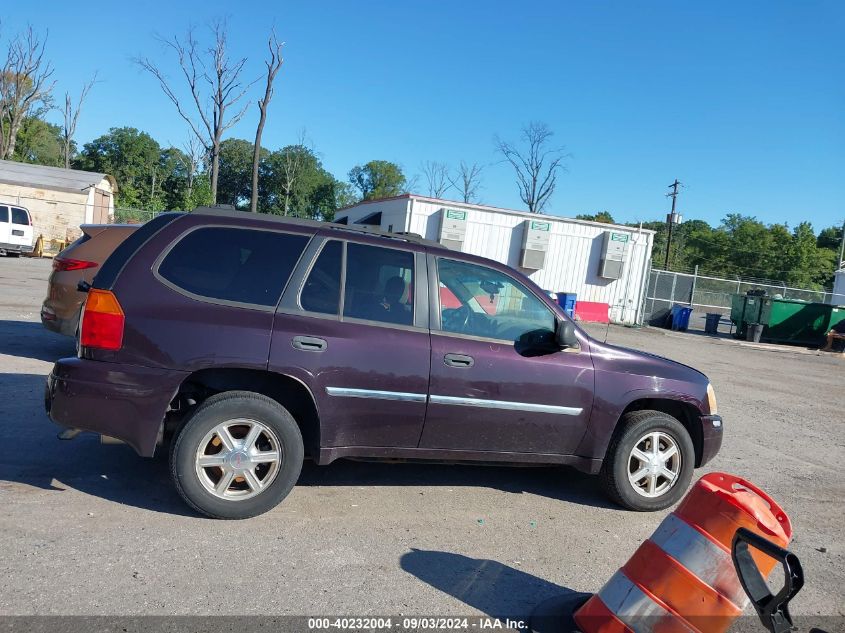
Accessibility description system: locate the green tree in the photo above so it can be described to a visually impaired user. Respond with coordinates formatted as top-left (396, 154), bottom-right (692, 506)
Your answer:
top-left (185, 173), bottom-right (214, 209)
top-left (217, 138), bottom-right (264, 209)
top-left (262, 145), bottom-right (339, 219)
top-left (576, 211), bottom-right (615, 224)
top-left (76, 127), bottom-right (163, 209)
top-left (334, 181), bottom-right (359, 210)
top-left (783, 222), bottom-right (827, 288)
top-left (817, 225), bottom-right (843, 252)
top-left (12, 116), bottom-right (64, 166)
top-left (348, 160), bottom-right (406, 200)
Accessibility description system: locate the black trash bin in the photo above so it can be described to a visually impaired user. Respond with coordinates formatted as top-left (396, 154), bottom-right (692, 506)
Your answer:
top-left (705, 313), bottom-right (721, 335)
top-left (746, 322), bottom-right (764, 343)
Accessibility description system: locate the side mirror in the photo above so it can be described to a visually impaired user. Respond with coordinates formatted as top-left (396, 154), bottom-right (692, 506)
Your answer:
top-left (555, 319), bottom-right (578, 348)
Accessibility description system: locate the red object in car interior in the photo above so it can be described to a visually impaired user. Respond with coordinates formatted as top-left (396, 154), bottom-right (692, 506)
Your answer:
top-left (53, 257), bottom-right (99, 272)
top-left (80, 289), bottom-right (125, 351)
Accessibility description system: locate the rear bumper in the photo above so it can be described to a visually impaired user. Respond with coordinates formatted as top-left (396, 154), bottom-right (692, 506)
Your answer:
top-left (0, 241), bottom-right (33, 253)
top-left (40, 304), bottom-right (78, 336)
top-left (698, 414), bottom-right (723, 467)
top-left (45, 357), bottom-right (188, 456)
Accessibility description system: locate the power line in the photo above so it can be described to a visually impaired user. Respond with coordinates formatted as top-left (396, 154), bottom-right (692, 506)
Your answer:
top-left (0, 192), bottom-right (168, 213)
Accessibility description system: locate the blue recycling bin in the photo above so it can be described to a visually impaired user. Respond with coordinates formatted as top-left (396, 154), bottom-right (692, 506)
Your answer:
top-left (670, 305), bottom-right (693, 332)
top-left (557, 292), bottom-right (577, 319)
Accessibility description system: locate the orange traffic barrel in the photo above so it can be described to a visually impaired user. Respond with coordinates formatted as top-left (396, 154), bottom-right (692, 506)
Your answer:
top-left (570, 472), bottom-right (792, 633)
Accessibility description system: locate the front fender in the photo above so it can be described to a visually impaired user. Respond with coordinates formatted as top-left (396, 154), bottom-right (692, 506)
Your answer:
top-left (575, 381), bottom-right (708, 465)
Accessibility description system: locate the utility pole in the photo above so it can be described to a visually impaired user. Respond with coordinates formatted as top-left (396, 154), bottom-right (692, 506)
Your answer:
top-left (663, 179), bottom-right (683, 270)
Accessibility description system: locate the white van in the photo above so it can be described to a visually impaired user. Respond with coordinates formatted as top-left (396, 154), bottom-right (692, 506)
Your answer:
top-left (0, 203), bottom-right (34, 256)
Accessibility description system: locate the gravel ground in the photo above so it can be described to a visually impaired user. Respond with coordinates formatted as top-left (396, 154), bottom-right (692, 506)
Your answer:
top-left (0, 256), bottom-right (842, 621)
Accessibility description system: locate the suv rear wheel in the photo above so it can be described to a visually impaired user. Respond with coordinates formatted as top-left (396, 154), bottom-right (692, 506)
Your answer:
top-left (600, 410), bottom-right (694, 511)
top-left (170, 391), bottom-right (304, 519)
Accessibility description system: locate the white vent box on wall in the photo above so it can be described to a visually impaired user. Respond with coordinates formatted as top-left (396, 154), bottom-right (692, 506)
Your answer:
top-left (520, 219), bottom-right (551, 269)
top-left (439, 208), bottom-right (467, 250)
top-left (599, 230), bottom-right (629, 279)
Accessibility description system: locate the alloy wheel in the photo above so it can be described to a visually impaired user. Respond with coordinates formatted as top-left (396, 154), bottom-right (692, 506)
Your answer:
top-left (194, 418), bottom-right (282, 501)
top-left (627, 431), bottom-right (682, 498)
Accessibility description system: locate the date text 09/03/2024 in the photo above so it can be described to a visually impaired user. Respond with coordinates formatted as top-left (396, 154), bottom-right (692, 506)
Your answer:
top-left (307, 617), bottom-right (527, 630)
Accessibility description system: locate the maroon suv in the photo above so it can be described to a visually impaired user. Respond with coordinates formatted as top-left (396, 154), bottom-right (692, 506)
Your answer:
top-left (46, 209), bottom-right (722, 519)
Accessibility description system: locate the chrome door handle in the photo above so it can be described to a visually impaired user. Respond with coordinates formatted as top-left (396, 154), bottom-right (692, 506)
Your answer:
top-left (444, 353), bottom-right (474, 368)
top-left (292, 336), bottom-right (327, 352)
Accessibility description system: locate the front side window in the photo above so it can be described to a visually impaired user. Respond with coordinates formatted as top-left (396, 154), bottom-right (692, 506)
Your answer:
top-left (300, 240), bottom-right (342, 315)
top-left (343, 243), bottom-right (414, 326)
top-left (158, 227), bottom-right (308, 306)
top-left (437, 258), bottom-right (555, 343)
top-left (0, 206), bottom-right (8, 223)
top-left (11, 208), bottom-right (29, 225)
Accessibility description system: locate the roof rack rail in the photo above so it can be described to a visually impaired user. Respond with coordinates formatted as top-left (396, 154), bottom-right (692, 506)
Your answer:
top-left (188, 206), bottom-right (444, 249)
top-left (327, 224), bottom-right (442, 248)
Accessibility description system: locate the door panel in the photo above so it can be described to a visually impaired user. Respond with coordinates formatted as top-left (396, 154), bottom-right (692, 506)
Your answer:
top-left (269, 313), bottom-right (430, 448)
top-left (270, 237), bottom-right (431, 449)
top-left (421, 334), bottom-right (594, 454)
top-left (94, 191), bottom-right (110, 224)
top-left (0, 206), bottom-right (9, 243)
top-left (9, 207), bottom-right (31, 246)
top-left (419, 256), bottom-right (595, 455)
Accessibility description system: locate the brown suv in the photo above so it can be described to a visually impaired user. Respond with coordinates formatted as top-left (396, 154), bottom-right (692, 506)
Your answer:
top-left (41, 224), bottom-right (137, 336)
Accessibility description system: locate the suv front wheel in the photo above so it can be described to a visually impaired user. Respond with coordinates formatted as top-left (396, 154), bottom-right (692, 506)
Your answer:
top-left (170, 391), bottom-right (304, 519)
top-left (600, 410), bottom-right (695, 511)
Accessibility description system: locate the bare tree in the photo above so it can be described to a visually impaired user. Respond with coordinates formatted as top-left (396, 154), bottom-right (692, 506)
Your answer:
top-left (402, 173), bottom-right (420, 195)
top-left (137, 21), bottom-right (258, 203)
top-left (420, 160), bottom-right (450, 198)
top-left (278, 129), bottom-right (311, 216)
top-left (250, 30), bottom-right (284, 213)
top-left (179, 137), bottom-right (206, 203)
top-left (448, 161), bottom-right (484, 203)
top-left (495, 122), bottom-right (568, 213)
top-left (61, 73), bottom-right (96, 169)
top-left (0, 26), bottom-right (56, 159)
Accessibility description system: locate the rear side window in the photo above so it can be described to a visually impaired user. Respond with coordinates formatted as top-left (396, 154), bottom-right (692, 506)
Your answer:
top-left (158, 227), bottom-right (308, 307)
top-left (11, 208), bottom-right (29, 225)
top-left (343, 243), bottom-right (414, 326)
top-left (300, 240), bottom-right (342, 315)
top-left (0, 206), bottom-right (8, 222)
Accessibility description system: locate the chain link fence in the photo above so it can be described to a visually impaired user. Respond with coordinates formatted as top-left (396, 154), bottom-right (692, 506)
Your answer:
top-left (642, 268), bottom-right (833, 327)
top-left (113, 208), bottom-right (162, 224)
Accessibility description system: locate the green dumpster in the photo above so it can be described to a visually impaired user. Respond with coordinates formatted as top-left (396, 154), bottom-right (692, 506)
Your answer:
top-left (831, 306), bottom-right (845, 332)
top-left (759, 299), bottom-right (845, 346)
top-left (730, 295), bottom-right (845, 346)
top-left (730, 294), bottom-right (765, 338)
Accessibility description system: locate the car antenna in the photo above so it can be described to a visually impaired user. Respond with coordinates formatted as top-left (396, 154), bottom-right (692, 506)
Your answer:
top-left (604, 320), bottom-right (611, 343)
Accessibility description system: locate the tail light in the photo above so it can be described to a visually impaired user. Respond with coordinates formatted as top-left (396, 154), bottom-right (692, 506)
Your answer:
top-left (53, 257), bottom-right (98, 272)
top-left (80, 289), bottom-right (125, 350)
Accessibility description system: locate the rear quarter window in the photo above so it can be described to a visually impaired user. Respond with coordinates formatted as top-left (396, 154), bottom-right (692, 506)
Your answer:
top-left (0, 206), bottom-right (8, 223)
top-left (94, 213), bottom-right (182, 289)
top-left (157, 226), bottom-right (309, 307)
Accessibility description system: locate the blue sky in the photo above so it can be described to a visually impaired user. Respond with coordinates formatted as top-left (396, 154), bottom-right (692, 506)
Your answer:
top-left (4, 1), bottom-right (844, 229)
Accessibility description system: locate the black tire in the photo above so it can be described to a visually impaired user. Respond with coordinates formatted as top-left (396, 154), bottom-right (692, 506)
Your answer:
top-left (600, 410), bottom-right (695, 511)
top-left (170, 390), bottom-right (304, 519)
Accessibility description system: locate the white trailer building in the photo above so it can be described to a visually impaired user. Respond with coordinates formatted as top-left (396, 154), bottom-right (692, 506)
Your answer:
top-left (335, 194), bottom-right (655, 325)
